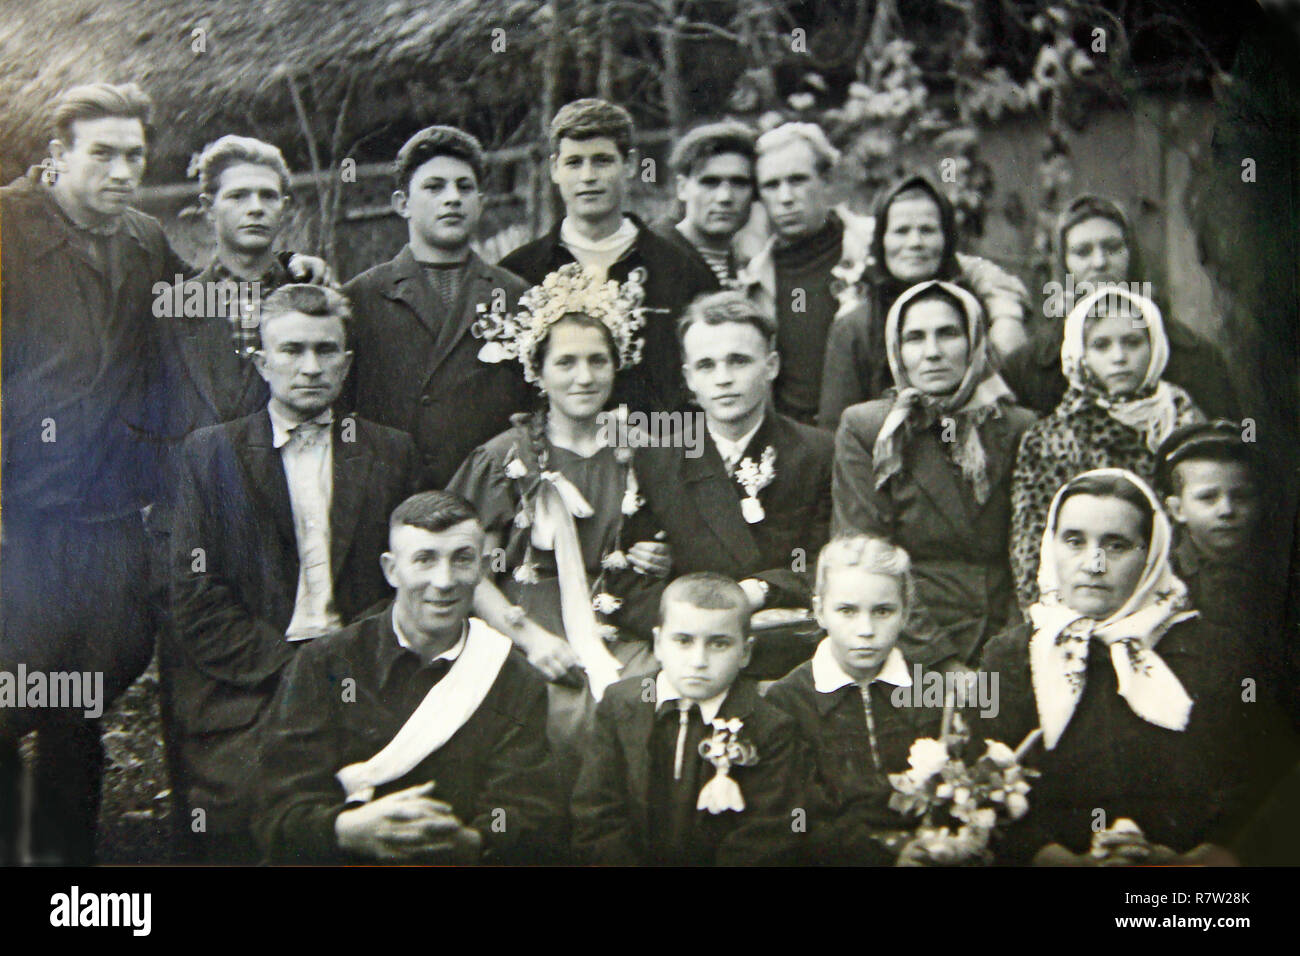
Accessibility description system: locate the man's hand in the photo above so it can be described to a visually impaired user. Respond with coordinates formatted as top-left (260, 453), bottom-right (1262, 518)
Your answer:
top-left (334, 782), bottom-right (482, 862)
top-left (627, 539), bottom-right (672, 577)
top-left (521, 628), bottom-right (581, 682)
top-left (286, 253), bottom-right (336, 287)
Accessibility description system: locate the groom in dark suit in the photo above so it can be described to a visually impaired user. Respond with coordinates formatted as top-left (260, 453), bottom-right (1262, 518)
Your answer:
top-left (616, 291), bottom-right (833, 677)
top-left (167, 284), bottom-right (418, 861)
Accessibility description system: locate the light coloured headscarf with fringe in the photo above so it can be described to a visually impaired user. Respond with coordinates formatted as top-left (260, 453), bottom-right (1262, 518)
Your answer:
top-left (872, 279), bottom-right (1016, 504)
top-left (1029, 468), bottom-right (1198, 750)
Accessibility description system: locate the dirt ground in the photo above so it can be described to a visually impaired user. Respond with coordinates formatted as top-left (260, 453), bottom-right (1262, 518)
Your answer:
top-left (95, 656), bottom-right (177, 863)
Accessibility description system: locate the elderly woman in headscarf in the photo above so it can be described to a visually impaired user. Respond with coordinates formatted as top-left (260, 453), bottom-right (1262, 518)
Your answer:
top-left (1010, 285), bottom-right (1205, 609)
top-left (999, 194), bottom-right (1239, 418)
top-left (832, 280), bottom-right (1038, 669)
top-left (980, 469), bottom-right (1264, 865)
top-left (817, 172), bottom-right (1032, 429)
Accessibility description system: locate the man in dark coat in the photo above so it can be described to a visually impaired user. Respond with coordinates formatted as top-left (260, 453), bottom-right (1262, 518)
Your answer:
top-left (343, 126), bottom-right (532, 489)
top-left (152, 136), bottom-right (317, 460)
top-left (648, 120), bottom-right (759, 287)
top-left (500, 99), bottom-right (719, 414)
top-left (0, 83), bottom-right (197, 864)
top-left (254, 492), bottom-right (562, 864)
top-left (613, 292), bottom-right (833, 678)
top-left (169, 285), bottom-right (418, 861)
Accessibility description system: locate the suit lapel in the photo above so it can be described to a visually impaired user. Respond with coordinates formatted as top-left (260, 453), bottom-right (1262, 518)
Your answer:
top-left (174, 311), bottom-right (250, 420)
top-left (717, 678), bottom-right (760, 722)
top-left (237, 410), bottom-right (296, 550)
top-left (381, 246), bottom-right (441, 341)
top-left (329, 418), bottom-right (375, 576)
top-left (907, 431), bottom-right (976, 534)
top-left (681, 430), bottom-right (763, 570)
top-left (616, 693), bottom-right (656, 840)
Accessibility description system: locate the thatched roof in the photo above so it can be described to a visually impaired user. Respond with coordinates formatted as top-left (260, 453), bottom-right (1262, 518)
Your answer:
top-left (0, 0), bottom-right (545, 177)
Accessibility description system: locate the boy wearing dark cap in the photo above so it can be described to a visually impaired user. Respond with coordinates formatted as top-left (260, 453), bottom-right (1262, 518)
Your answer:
top-left (1157, 420), bottom-right (1265, 628)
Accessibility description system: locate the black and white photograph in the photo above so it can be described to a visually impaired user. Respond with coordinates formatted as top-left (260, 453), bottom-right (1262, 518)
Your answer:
top-left (1, 0), bottom-right (1298, 921)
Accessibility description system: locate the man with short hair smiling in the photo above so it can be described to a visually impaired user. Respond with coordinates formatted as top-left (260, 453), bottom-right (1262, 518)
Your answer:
top-left (616, 291), bottom-right (833, 677)
top-left (343, 125), bottom-right (532, 488)
top-left (502, 98), bottom-right (719, 413)
top-left (168, 285), bottom-right (417, 861)
top-left (652, 120), bottom-right (759, 286)
top-left (255, 491), bottom-right (562, 864)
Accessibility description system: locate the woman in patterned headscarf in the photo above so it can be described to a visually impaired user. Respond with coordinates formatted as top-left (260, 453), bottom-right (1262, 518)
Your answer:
top-left (817, 172), bottom-right (1031, 429)
top-left (981, 469), bottom-right (1262, 865)
top-left (832, 280), bottom-right (1038, 668)
top-left (998, 193), bottom-right (1239, 418)
top-left (1010, 285), bottom-right (1204, 609)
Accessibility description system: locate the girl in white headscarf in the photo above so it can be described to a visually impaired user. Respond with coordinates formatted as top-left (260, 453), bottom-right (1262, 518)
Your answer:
top-left (1010, 286), bottom-right (1205, 608)
top-left (981, 468), bottom-right (1258, 864)
top-left (832, 280), bottom-right (1038, 666)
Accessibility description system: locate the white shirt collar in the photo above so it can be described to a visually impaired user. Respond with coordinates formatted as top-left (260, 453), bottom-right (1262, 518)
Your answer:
top-left (810, 638), bottom-right (913, 694)
top-left (655, 670), bottom-right (729, 724)
top-left (268, 404), bottom-right (334, 449)
top-left (559, 215), bottom-right (639, 254)
top-left (392, 611), bottom-right (467, 665)
top-left (708, 416), bottom-right (765, 471)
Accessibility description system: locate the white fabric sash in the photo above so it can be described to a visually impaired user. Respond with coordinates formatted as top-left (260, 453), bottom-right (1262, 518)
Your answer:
top-left (1028, 607), bottom-right (1196, 750)
top-left (335, 617), bottom-right (514, 803)
top-left (531, 472), bottom-right (624, 700)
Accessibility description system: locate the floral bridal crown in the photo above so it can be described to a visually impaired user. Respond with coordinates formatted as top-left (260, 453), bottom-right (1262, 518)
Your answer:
top-left (472, 262), bottom-right (649, 385)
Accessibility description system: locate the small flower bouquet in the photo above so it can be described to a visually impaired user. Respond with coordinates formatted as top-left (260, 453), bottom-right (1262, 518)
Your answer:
top-left (887, 713), bottom-right (1038, 866)
top-left (696, 718), bottom-right (759, 814)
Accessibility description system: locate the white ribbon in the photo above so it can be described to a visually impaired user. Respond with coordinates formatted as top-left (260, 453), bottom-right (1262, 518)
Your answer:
top-left (697, 765), bottom-right (746, 814)
top-left (530, 473), bottom-right (624, 700)
top-left (335, 618), bottom-right (514, 803)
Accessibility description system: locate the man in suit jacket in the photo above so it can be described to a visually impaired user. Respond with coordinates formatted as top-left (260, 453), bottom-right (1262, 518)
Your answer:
top-left (500, 99), bottom-right (719, 414)
top-left (150, 138), bottom-right (326, 836)
top-left (169, 284), bottom-right (418, 861)
top-left (615, 292), bottom-right (833, 677)
top-left (343, 126), bottom-right (532, 489)
top-left (254, 492), bottom-right (562, 864)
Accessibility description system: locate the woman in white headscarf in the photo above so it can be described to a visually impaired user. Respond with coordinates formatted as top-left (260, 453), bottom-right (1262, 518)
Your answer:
top-left (1010, 286), bottom-right (1205, 609)
top-left (981, 468), bottom-right (1259, 864)
top-left (832, 280), bottom-right (1038, 668)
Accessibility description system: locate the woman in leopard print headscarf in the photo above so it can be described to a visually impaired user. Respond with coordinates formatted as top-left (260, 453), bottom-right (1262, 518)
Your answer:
top-left (1009, 285), bottom-right (1204, 610)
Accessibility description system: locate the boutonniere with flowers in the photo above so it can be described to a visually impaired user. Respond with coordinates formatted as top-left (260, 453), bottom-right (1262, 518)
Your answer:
top-left (887, 712), bottom-right (1038, 866)
top-left (734, 446), bottom-right (776, 523)
top-left (696, 717), bottom-right (760, 814)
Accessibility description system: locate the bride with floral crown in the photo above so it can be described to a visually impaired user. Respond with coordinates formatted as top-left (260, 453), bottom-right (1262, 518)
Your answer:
top-left (449, 263), bottom-right (671, 781)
